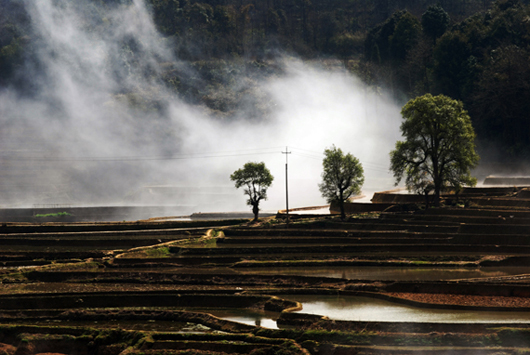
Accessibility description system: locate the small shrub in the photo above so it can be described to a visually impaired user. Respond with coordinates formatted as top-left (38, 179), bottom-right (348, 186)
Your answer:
top-left (35, 212), bottom-right (72, 218)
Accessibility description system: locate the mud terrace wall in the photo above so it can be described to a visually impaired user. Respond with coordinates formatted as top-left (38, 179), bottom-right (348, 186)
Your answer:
top-left (370, 193), bottom-right (426, 204)
top-left (0, 292), bottom-right (298, 313)
top-left (0, 206), bottom-right (189, 222)
top-left (484, 176), bottom-right (530, 185)
top-left (330, 201), bottom-right (393, 214)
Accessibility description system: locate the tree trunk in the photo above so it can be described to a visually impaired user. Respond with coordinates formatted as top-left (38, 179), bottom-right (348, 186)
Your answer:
top-left (432, 155), bottom-right (441, 206)
top-left (340, 200), bottom-right (346, 220)
top-left (434, 185), bottom-right (441, 207)
top-left (252, 204), bottom-right (259, 221)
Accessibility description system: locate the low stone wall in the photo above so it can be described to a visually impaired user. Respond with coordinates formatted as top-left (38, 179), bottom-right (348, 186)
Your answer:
top-left (484, 176), bottom-right (530, 186)
top-left (190, 212), bottom-right (275, 220)
top-left (459, 223), bottom-right (530, 235)
top-left (423, 207), bottom-right (530, 218)
top-left (173, 243), bottom-right (530, 256)
top-left (460, 197), bottom-right (530, 208)
top-left (371, 190), bottom-right (530, 207)
top-left (0, 206), bottom-right (189, 222)
top-left (462, 186), bottom-right (519, 195)
top-left (55, 309), bottom-right (257, 332)
top-left (0, 292), bottom-right (297, 312)
top-left (371, 193), bottom-right (426, 204)
top-left (0, 218), bottom-right (244, 234)
top-left (480, 256), bottom-right (530, 266)
top-left (382, 281), bottom-right (530, 298)
top-left (0, 251), bottom-right (105, 261)
top-left (330, 201), bottom-right (394, 214)
top-left (277, 312), bottom-right (530, 333)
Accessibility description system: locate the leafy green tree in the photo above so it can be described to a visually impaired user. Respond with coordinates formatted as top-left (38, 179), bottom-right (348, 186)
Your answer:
top-left (319, 12), bottom-right (339, 53)
top-left (365, 10), bottom-right (420, 64)
top-left (319, 146), bottom-right (364, 220)
top-left (230, 162), bottom-right (274, 221)
top-left (214, 5), bottom-right (236, 35)
top-left (265, 8), bottom-right (281, 35)
top-left (189, 3), bottom-right (214, 29)
top-left (149, 0), bottom-right (181, 35)
top-left (400, 35), bottom-right (433, 95)
top-left (433, 31), bottom-right (471, 99)
top-left (0, 37), bottom-right (24, 85)
top-left (389, 11), bottom-right (420, 63)
top-left (331, 32), bottom-right (365, 58)
top-left (471, 45), bottom-right (530, 158)
top-left (365, 10), bottom-right (403, 64)
top-left (421, 4), bottom-right (450, 44)
top-left (390, 94), bottom-right (479, 206)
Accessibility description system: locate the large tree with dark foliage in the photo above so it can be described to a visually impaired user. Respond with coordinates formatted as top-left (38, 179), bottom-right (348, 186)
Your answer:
top-left (230, 162), bottom-right (274, 221)
top-left (390, 94), bottom-right (479, 205)
top-left (319, 146), bottom-right (364, 220)
top-left (472, 45), bottom-right (530, 159)
top-left (421, 4), bottom-right (450, 43)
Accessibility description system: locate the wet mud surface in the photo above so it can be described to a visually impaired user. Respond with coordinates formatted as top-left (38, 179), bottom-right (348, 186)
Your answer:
top-left (4, 190), bottom-right (530, 353)
top-left (386, 292), bottom-right (530, 308)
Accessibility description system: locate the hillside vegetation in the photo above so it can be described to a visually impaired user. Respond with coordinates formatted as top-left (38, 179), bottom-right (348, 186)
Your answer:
top-left (1, 0), bottom-right (530, 162)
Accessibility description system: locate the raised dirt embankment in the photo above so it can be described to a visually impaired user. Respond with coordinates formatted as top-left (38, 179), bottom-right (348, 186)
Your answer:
top-left (0, 206), bottom-right (189, 222)
top-left (5, 187), bottom-right (530, 354)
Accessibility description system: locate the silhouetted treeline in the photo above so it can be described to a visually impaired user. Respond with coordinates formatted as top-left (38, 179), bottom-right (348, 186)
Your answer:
top-left (147, 0), bottom-right (500, 59)
top-left (146, 0), bottom-right (530, 160)
top-left (362, 0), bottom-right (530, 161)
top-left (2, 0), bottom-right (530, 161)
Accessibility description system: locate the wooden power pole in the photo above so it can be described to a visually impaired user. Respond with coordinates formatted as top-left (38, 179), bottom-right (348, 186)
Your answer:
top-left (282, 146), bottom-right (291, 224)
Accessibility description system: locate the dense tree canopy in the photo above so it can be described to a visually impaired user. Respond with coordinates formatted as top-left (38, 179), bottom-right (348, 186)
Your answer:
top-left (230, 162), bottom-right (274, 221)
top-left (362, 0), bottom-right (530, 163)
top-left (319, 146), bottom-right (364, 220)
top-left (390, 94), bottom-right (479, 205)
top-left (421, 4), bottom-right (450, 43)
top-left (3, 0), bottom-right (530, 163)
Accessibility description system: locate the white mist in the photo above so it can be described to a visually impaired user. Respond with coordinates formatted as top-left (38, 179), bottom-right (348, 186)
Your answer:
top-left (0, 0), bottom-right (402, 213)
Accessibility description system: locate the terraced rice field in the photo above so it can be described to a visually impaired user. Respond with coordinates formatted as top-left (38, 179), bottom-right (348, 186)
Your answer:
top-left (3, 187), bottom-right (530, 354)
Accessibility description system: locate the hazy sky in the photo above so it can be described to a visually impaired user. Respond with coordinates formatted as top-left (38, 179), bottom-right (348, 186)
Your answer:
top-left (0, 0), bottom-right (402, 211)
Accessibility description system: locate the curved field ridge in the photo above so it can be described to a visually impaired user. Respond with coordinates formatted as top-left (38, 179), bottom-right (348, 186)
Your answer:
top-left (3, 188), bottom-right (530, 353)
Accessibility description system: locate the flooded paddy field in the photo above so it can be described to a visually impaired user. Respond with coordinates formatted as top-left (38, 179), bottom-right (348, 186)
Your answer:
top-left (5, 265), bottom-right (530, 284)
top-left (285, 294), bottom-right (530, 323)
top-left (4, 190), bottom-right (530, 354)
top-left (236, 265), bottom-right (530, 281)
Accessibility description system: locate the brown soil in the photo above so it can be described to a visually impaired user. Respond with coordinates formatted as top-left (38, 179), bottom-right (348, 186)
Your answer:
top-left (387, 292), bottom-right (530, 308)
top-left (7, 198), bottom-right (530, 353)
top-left (0, 282), bottom-right (214, 294)
top-left (0, 343), bottom-right (16, 355)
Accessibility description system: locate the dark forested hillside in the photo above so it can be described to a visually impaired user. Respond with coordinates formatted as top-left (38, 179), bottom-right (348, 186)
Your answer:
top-left (2, 0), bottom-right (497, 65)
top-left (1, 0), bottom-right (530, 164)
top-left (363, 0), bottom-right (530, 162)
top-left (147, 0), bottom-right (500, 59)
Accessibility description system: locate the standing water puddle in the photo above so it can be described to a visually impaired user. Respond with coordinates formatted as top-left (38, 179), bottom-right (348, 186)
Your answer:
top-left (236, 266), bottom-right (530, 281)
top-left (198, 292), bottom-right (530, 328)
top-left (203, 309), bottom-right (280, 329)
top-left (284, 295), bottom-right (530, 323)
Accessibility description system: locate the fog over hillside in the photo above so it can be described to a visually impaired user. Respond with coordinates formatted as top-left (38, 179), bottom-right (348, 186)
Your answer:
top-left (0, 0), bottom-right (401, 212)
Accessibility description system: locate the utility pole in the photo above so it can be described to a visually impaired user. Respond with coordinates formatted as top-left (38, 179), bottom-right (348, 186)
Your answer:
top-left (282, 146), bottom-right (291, 224)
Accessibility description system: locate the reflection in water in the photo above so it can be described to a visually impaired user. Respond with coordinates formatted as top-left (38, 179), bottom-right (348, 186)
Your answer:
top-left (16, 298), bottom-right (530, 331)
top-left (237, 266), bottom-right (530, 281)
top-left (204, 309), bottom-right (279, 329)
top-left (286, 295), bottom-right (530, 323)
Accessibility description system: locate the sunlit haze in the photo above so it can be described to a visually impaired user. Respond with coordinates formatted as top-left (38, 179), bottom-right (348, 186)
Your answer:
top-left (0, 0), bottom-right (402, 213)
